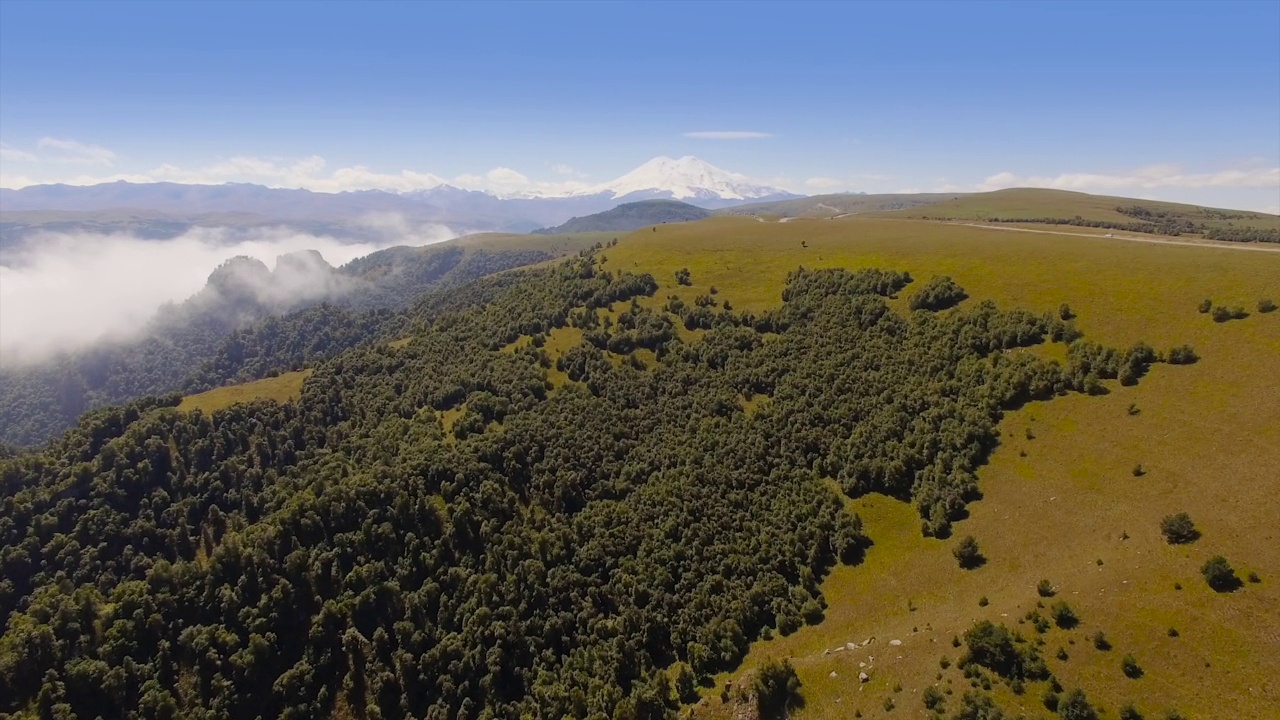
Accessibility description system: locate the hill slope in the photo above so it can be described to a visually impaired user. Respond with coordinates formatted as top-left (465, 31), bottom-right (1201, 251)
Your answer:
top-left (875, 187), bottom-right (1280, 242)
top-left (0, 231), bottom-right (608, 446)
top-left (606, 214), bottom-right (1279, 718)
top-left (533, 199), bottom-right (711, 234)
top-left (1, 202), bottom-right (1276, 719)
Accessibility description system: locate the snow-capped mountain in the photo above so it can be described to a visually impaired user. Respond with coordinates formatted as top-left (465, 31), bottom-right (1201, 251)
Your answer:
top-left (582, 155), bottom-right (790, 201)
top-left (0, 157), bottom-right (804, 240)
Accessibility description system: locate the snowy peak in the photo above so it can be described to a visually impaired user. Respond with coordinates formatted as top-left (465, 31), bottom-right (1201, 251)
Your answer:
top-left (585, 156), bottom-right (789, 201)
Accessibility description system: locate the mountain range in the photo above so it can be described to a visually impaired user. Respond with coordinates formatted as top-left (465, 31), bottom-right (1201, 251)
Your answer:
top-left (0, 156), bottom-right (802, 241)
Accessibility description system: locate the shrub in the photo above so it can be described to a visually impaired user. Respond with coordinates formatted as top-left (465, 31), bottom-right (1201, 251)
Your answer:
top-left (1119, 704), bottom-right (1145, 720)
top-left (1248, 570), bottom-right (1261, 583)
top-left (1056, 646), bottom-right (1069, 660)
top-left (1121, 653), bottom-right (1144, 678)
top-left (1058, 689), bottom-right (1100, 720)
top-left (1131, 463), bottom-right (1145, 477)
top-left (753, 658), bottom-right (801, 718)
top-left (1127, 402), bottom-right (1141, 416)
top-left (1211, 305), bottom-right (1248, 322)
top-left (674, 268), bottom-right (692, 286)
top-left (962, 620), bottom-right (1048, 682)
top-left (1037, 579), bottom-right (1057, 597)
top-left (978, 596), bottom-right (989, 607)
top-left (953, 535), bottom-right (986, 569)
top-left (952, 692), bottom-right (1003, 719)
top-left (1165, 344), bottom-right (1198, 364)
top-left (1259, 298), bottom-right (1277, 313)
top-left (1197, 298), bottom-right (1212, 313)
top-left (1092, 631), bottom-right (1111, 651)
top-left (1160, 512), bottom-right (1199, 544)
top-left (922, 685), bottom-right (944, 710)
top-left (1051, 601), bottom-right (1079, 629)
top-left (1043, 690), bottom-right (1060, 711)
top-left (1167, 627), bottom-right (1179, 637)
top-left (1058, 303), bottom-right (1075, 320)
top-left (1201, 555), bottom-right (1241, 592)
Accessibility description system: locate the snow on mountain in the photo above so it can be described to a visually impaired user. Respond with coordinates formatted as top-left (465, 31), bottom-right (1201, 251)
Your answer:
top-left (580, 156), bottom-right (790, 201)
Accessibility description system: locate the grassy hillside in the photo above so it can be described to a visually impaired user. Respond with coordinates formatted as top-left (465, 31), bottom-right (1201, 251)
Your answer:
top-left (177, 369), bottom-right (312, 413)
top-left (533, 200), bottom-right (711, 234)
top-left (606, 215), bottom-right (1280, 718)
top-left (444, 229), bottom-right (615, 253)
top-left (723, 188), bottom-right (1280, 244)
top-left (720, 192), bottom-right (962, 218)
top-left (873, 188), bottom-right (1280, 243)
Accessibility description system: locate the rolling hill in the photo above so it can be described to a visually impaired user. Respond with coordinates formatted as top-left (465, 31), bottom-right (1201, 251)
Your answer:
top-left (533, 199), bottom-right (712, 234)
top-left (1, 192), bottom-right (1277, 719)
top-left (606, 213), bottom-right (1279, 719)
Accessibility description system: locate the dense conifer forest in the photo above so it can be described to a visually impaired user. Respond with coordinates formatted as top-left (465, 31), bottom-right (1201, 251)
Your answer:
top-left (0, 248), bottom-right (1184, 719)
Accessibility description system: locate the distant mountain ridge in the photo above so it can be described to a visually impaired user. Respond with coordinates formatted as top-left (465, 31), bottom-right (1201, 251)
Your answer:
top-left (0, 156), bottom-right (803, 240)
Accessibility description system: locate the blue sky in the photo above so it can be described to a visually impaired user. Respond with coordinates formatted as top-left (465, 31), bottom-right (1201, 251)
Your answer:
top-left (1, 0), bottom-right (1278, 210)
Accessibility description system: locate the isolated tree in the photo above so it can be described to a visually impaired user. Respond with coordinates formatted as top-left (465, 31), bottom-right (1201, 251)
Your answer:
top-left (1201, 555), bottom-right (1241, 592)
top-left (674, 663), bottom-right (698, 704)
top-left (1051, 601), bottom-right (1079, 629)
top-left (962, 621), bottom-right (1019, 677)
top-left (1058, 303), bottom-right (1075, 320)
top-left (1118, 703), bottom-right (1145, 720)
top-left (1160, 512), bottom-right (1199, 544)
top-left (1092, 631), bottom-right (1112, 650)
top-left (753, 658), bottom-right (801, 719)
top-left (953, 535), bottom-right (986, 569)
top-left (1058, 689), bottom-right (1100, 720)
top-left (1197, 299), bottom-right (1212, 313)
top-left (1121, 653), bottom-right (1144, 678)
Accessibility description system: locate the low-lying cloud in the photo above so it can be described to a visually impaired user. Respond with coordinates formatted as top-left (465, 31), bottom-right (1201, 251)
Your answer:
top-left (683, 131), bottom-right (773, 140)
top-left (0, 220), bottom-right (457, 365)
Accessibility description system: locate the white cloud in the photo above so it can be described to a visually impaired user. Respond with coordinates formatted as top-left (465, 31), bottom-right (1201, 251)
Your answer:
top-left (0, 144), bottom-right (599, 197)
top-left (551, 163), bottom-right (581, 176)
top-left (0, 142), bottom-right (39, 164)
top-left (976, 164), bottom-right (1280, 192)
top-left (0, 221), bottom-right (457, 364)
top-left (34, 137), bottom-right (118, 165)
top-left (683, 131), bottom-right (773, 140)
top-left (804, 177), bottom-right (847, 190)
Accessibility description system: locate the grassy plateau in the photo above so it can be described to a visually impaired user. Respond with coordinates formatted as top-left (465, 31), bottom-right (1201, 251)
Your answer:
top-left (604, 211), bottom-right (1279, 719)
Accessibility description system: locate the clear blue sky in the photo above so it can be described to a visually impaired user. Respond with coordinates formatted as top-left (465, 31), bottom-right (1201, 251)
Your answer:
top-left (1, 0), bottom-right (1278, 209)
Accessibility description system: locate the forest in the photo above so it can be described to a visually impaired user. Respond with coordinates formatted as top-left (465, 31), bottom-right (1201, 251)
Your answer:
top-left (0, 244), bottom-right (554, 448)
top-left (0, 250), bottom-right (1184, 719)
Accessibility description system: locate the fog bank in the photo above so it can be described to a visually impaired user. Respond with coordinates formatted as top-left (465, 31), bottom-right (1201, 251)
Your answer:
top-left (0, 220), bottom-right (457, 365)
